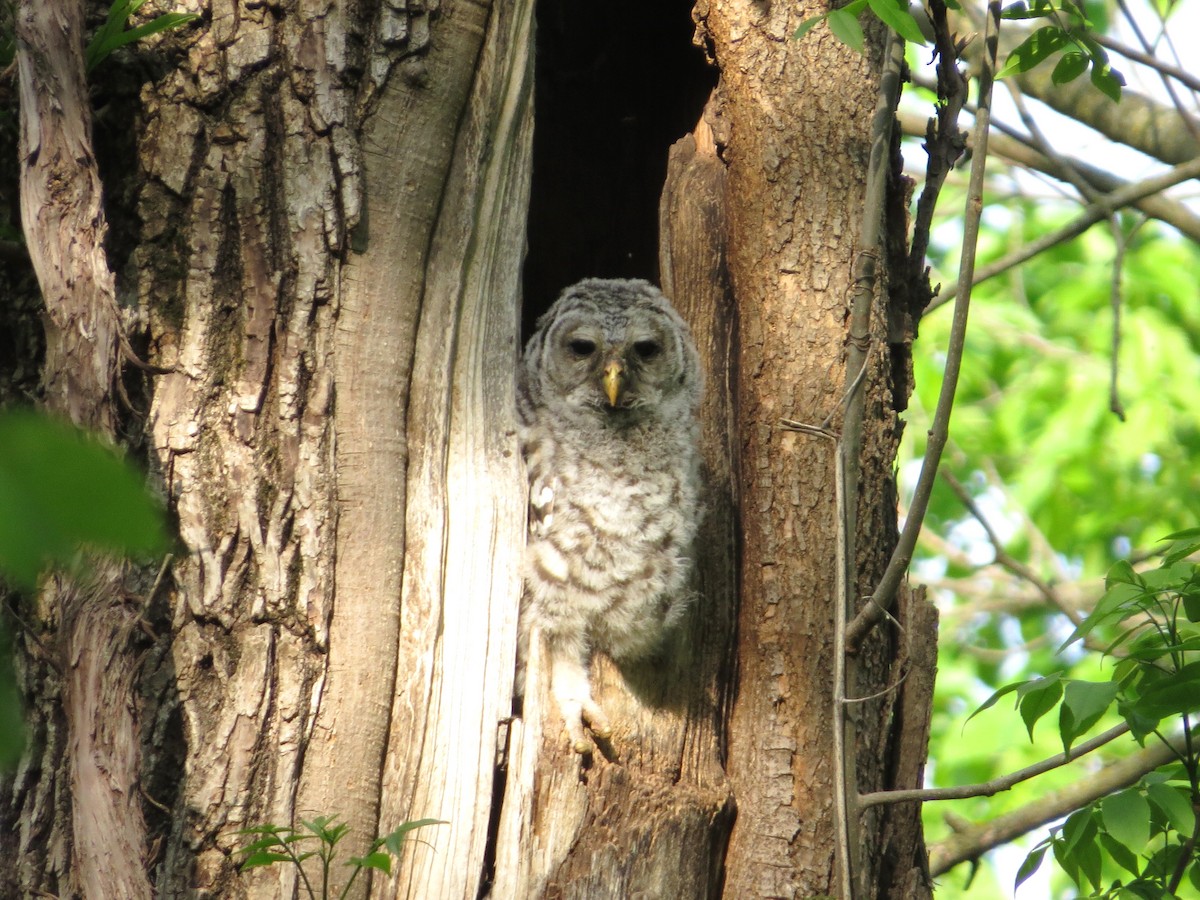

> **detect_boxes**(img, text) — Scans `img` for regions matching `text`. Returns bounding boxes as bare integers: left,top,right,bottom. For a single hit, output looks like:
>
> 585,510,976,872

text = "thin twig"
1005,80,1100,204
1113,0,1200,146
834,25,906,898
832,408,854,900
927,155,1200,312
1091,32,1200,94
896,107,1200,241
859,722,1130,808
939,471,1082,627
929,734,1183,876
1108,218,1130,421
847,0,1003,652
906,0,970,325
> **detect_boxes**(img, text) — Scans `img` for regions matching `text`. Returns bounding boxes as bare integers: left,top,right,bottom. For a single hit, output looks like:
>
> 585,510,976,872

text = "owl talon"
581,699,612,739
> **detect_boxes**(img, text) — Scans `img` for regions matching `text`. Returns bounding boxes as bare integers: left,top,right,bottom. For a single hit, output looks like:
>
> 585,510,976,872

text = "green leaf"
793,15,826,40
1075,832,1104,890
1133,661,1200,718
85,3,199,73
1161,527,1200,542
1059,680,1119,752
236,823,293,836
1051,50,1089,84
1060,579,1146,651
1097,830,1142,877
1138,561,1194,591
0,411,169,587
967,679,1025,721
1185,589,1200,623
1015,843,1049,888
1061,807,1098,856
1146,782,1195,835
1162,541,1200,567
1108,559,1145,589
347,851,393,875
826,8,865,53
1127,633,1200,662
381,818,447,857
1090,60,1125,102
239,851,293,870
1018,675,1063,739
1117,697,1162,743
1101,788,1151,852
997,26,1070,78
1000,1,1037,19
865,0,927,43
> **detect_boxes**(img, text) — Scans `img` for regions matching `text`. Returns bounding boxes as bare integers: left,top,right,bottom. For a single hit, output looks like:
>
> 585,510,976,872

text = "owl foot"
561,695,612,754
549,654,612,752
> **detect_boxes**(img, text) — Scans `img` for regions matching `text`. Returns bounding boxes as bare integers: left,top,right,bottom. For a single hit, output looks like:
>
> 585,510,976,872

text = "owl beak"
602,360,624,407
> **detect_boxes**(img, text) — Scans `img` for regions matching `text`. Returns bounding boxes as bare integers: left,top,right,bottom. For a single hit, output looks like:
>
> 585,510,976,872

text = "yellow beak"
602,360,624,407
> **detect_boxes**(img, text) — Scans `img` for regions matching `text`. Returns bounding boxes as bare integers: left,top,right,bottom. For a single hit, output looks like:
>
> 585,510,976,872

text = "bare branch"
928,155,1200,312
906,0,970,323
940,471,1084,627
847,2,1003,652
1091,32,1200,95
835,29,908,894
1113,0,1200,146
928,735,1183,876
952,2,1200,166
898,98,1200,242
858,722,1130,809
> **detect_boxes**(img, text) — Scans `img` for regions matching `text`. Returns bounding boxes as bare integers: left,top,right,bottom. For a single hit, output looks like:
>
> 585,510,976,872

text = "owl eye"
632,340,661,360
567,338,596,358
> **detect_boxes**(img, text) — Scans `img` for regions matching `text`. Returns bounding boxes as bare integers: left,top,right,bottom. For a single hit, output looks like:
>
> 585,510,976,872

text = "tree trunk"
2,0,935,897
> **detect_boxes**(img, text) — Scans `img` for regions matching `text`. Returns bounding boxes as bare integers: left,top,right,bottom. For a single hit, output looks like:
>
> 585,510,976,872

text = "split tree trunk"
2,0,935,897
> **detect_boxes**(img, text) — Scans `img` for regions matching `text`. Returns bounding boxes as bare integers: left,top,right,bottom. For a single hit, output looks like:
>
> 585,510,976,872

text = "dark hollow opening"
520,0,718,338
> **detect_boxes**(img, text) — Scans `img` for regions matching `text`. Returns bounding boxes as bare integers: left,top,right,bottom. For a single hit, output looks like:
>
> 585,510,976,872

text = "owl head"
522,279,701,430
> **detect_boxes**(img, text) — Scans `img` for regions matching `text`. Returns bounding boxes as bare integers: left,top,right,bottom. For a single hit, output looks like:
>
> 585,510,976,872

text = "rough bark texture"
136,3,359,893
8,3,151,898
697,2,936,897
133,0,530,896
4,0,936,896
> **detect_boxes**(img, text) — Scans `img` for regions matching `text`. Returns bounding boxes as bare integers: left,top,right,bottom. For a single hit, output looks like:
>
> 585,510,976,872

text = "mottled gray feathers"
516,278,703,752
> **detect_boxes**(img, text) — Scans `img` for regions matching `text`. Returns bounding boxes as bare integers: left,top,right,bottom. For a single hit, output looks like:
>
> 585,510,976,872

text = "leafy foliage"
795,0,1124,101
911,199,1200,895
996,543,1200,896
794,0,927,52
997,0,1125,100
85,0,198,73
236,815,446,899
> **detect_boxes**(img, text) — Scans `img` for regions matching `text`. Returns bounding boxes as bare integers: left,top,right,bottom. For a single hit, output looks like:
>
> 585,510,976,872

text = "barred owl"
517,278,703,753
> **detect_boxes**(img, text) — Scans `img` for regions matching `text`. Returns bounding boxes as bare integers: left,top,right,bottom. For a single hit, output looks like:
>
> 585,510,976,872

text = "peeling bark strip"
14,1,152,898
16,0,120,430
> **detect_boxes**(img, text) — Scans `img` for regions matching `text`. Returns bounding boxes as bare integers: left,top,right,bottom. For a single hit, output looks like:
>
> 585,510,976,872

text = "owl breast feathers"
516,278,703,753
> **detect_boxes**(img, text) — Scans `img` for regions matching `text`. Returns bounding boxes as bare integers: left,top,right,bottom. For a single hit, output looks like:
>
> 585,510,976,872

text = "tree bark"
698,2,935,897
4,0,935,897
10,3,151,898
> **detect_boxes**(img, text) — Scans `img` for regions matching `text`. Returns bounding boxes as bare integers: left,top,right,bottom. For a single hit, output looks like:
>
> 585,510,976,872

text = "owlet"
516,278,703,752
